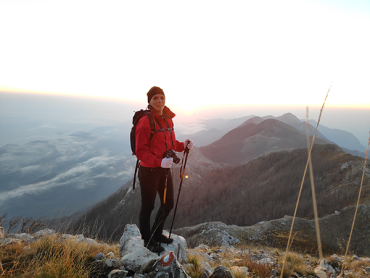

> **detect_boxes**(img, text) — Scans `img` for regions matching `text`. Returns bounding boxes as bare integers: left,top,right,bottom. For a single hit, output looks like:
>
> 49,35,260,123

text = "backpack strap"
143,110,156,143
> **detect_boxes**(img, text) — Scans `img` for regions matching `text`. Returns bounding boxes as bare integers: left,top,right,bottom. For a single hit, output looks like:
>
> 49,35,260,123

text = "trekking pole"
157,169,168,255
169,146,190,238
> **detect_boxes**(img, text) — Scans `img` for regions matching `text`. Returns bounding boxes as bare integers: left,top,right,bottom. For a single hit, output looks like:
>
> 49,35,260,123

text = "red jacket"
135,106,184,168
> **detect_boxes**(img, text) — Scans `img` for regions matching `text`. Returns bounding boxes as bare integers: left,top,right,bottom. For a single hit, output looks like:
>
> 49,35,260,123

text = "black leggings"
138,166,174,241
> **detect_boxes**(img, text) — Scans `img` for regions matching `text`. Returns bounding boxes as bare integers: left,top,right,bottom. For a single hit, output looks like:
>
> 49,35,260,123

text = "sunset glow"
0,0,369,113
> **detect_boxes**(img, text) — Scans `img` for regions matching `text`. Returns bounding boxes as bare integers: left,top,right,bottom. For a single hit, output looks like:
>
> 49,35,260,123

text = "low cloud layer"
0,124,135,217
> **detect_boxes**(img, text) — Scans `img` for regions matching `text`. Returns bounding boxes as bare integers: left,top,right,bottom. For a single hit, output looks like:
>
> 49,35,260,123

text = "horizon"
1,91,369,148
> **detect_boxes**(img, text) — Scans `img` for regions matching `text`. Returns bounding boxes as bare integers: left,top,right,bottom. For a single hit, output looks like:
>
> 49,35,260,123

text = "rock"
1,238,22,246
106,258,122,268
195,244,210,251
108,269,129,278
330,254,342,262
259,257,274,265
209,266,234,278
83,237,97,245
160,230,188,263
95,252,105,260
119,225,188,264
119,224,145,257
121,247,160,273
61,234,78,241
154,272,170,278
352,255,361,261
319,259,336,274
230,266,248,276
153,251,190,278
315,266,330,278
0,226,4,239
200,268,212,278
33,229,56,239
13,233,33,241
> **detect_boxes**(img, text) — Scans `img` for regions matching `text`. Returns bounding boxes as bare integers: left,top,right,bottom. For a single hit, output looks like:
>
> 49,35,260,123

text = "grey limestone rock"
95,252,105,261
153,251,190,278
119,224,145,257
121,247,160,273
209,266,234,278
108,269,129,278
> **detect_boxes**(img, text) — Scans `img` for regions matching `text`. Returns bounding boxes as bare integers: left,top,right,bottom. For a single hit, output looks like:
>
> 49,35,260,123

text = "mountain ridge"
200,118,329,164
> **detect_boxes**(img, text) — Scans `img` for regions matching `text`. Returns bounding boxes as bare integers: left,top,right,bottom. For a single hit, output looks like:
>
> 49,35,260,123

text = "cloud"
0,153,133,202
0,124,135,203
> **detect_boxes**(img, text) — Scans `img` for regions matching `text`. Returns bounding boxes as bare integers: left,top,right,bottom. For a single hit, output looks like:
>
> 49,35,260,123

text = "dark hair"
147,86,165,103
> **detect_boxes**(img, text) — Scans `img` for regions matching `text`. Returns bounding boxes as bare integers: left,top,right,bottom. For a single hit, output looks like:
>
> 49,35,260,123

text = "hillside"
62,144,369,248
174,204,370,257
199,118,328,164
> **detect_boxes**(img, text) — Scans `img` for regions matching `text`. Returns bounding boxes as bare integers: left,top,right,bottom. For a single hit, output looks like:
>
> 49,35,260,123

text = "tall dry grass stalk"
339,131,370,278
280,86,330,278
305,108,323,260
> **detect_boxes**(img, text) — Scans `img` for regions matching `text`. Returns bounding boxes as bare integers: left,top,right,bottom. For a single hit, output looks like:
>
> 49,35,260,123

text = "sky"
0,0,369,144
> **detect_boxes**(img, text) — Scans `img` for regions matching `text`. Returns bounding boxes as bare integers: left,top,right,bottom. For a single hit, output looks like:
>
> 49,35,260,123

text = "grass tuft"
186,253,203,278
0,233,119,278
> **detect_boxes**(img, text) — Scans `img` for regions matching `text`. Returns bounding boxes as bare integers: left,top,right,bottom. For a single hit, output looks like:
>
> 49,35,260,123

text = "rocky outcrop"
119,224,188,264
175,205,370,257
2,222,370,277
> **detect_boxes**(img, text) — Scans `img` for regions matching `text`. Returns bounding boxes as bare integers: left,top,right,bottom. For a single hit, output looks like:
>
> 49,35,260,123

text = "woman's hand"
184,139,194,150
161,157,173,168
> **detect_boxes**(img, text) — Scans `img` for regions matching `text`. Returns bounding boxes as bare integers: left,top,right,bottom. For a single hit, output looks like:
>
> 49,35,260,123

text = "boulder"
319,259,336,275
153,251,190,278
33,229,56,240
119,224,145,257
200,268,212,278
314,266,329,278
95,252,105,261
209,266,234,278
160,230,188,263
121,247,160,273
119,225,188,264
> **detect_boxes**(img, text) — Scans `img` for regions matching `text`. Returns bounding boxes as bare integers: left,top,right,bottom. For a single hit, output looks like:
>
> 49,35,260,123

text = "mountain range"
53,115,369,257
178,113,367,158
1,111,367,224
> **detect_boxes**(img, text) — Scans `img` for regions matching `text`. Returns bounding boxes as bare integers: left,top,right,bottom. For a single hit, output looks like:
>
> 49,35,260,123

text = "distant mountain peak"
276,113,301,125
239,116,263,127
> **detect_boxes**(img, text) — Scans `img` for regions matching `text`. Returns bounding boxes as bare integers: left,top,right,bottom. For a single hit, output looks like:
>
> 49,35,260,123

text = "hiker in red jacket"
135,86,193,253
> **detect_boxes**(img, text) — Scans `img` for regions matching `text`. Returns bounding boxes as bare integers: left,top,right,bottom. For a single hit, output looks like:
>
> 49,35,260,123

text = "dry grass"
187,244,370,278
0,233,119,278
186,253,203,278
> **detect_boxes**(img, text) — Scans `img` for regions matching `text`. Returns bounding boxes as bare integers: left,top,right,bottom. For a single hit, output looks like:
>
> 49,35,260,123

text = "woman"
135,86,193,253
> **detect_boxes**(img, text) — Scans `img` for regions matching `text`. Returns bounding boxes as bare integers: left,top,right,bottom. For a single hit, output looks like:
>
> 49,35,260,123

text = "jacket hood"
148,105,176,120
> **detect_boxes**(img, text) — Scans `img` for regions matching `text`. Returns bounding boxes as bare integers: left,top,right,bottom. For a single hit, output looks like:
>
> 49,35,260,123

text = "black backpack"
130,109,174,189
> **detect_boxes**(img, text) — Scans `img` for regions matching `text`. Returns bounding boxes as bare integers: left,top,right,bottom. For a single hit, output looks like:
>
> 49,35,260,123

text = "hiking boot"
144,239,164,253
159,234,173,244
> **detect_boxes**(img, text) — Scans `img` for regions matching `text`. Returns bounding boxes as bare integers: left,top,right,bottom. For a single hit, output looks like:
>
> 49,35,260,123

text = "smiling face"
149,94,166,115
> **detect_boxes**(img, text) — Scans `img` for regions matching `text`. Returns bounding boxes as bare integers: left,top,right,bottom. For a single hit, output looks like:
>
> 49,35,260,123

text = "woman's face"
150,94,166,115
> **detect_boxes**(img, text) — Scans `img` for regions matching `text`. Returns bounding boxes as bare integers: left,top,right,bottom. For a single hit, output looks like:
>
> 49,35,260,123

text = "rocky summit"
1,221,370,278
